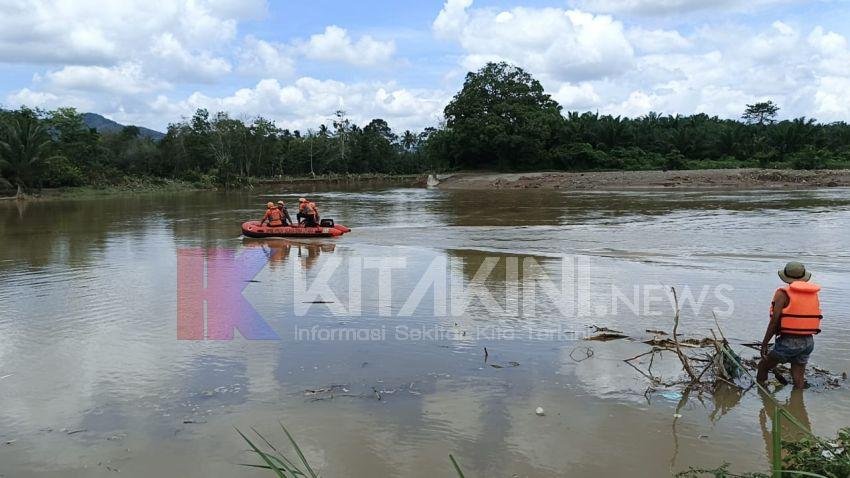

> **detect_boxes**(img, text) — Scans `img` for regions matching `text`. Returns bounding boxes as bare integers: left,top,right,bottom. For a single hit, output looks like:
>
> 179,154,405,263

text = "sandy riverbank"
436,169,850,190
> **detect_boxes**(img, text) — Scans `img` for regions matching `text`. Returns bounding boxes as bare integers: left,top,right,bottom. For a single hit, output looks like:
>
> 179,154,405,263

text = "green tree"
443,62,564,170
0,113,62,197
742,101,780,125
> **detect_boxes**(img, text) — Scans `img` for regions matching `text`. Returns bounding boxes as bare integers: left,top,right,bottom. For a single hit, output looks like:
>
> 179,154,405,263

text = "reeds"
238,422,468,477
236,422,317,478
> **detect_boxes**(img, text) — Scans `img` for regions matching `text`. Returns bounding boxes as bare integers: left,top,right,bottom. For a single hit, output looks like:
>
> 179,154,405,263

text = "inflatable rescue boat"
241,220,351,238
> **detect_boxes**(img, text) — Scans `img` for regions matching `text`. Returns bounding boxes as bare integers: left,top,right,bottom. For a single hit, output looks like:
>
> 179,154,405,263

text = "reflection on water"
242,238,337,270
758,389,813,465
1,185,849,476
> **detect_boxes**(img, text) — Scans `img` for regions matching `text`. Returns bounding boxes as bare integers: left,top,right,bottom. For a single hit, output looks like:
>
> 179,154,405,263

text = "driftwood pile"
583,287,845,393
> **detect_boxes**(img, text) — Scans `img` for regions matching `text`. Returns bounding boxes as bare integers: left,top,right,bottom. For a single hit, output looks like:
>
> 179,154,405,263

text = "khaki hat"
298,197,307,202
266,202,275,208
779,261,811,283
277,200,286,206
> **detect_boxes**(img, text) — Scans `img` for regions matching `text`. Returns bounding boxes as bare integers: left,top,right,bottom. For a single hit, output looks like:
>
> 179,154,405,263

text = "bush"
677,427,850,478
791,147,831,170
664,150,686,170
782,427,850,477
754,150,779,168
41,155,85,187
549,142,611,170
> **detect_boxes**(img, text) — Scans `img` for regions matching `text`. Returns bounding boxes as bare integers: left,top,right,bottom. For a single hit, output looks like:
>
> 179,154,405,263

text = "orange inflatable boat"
241,220,351,238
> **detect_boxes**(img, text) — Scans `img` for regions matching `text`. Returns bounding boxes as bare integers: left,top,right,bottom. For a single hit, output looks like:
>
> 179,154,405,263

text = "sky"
1,0,849,133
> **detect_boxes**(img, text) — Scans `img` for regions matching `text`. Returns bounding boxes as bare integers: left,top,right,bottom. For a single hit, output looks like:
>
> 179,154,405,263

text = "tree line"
3,61,850,194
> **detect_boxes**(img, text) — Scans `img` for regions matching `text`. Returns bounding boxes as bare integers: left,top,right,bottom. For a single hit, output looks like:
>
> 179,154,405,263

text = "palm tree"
401,130,417,152
0,117,58,198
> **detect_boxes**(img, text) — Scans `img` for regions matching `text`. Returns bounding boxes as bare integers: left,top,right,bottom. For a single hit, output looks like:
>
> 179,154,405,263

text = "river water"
1,184,848,477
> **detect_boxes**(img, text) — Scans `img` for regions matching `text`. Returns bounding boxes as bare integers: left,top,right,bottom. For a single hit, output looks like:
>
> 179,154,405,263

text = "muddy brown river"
1,185,848,477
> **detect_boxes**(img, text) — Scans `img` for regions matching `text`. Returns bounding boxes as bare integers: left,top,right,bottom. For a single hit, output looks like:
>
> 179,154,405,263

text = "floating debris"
489,361,520,369
620,289,846,393
586,325,628,341
535,407,545,416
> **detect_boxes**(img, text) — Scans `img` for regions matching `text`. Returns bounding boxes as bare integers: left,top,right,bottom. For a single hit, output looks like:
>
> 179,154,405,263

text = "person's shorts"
769,335,814,365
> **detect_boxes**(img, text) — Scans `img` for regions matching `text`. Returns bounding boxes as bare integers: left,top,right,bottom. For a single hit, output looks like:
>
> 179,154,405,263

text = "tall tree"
443,62,564,170
742,101,780,125
0,114,61,197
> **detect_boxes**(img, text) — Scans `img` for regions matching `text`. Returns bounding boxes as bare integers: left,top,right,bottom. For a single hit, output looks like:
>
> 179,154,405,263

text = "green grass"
238,422,468,477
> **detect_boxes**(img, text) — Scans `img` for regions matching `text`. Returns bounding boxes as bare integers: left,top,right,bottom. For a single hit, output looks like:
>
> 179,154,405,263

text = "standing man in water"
757,262,823,389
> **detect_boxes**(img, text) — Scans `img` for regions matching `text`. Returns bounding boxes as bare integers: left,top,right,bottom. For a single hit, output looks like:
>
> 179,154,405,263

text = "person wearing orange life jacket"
296,197,318,227
757,261,823,389
276,200,293,226
260,202,284,227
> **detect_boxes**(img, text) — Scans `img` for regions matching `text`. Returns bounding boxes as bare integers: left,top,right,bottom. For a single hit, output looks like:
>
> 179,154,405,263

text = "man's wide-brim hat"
778,261,812,283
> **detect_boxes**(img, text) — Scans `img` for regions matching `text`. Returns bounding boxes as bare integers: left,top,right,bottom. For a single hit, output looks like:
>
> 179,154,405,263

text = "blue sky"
1,0,849,132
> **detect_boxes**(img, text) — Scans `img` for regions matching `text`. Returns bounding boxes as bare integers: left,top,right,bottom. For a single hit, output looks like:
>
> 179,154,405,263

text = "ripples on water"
0,186,849,477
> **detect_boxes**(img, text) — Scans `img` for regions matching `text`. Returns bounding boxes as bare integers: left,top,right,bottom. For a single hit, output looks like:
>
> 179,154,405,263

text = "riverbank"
0,174,428,202
0,178,207,201
436,168,850,190
256,172,426,187
5,169,847,202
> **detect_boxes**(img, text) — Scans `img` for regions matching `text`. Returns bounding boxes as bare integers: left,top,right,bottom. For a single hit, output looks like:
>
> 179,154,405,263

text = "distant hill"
81,113,165,141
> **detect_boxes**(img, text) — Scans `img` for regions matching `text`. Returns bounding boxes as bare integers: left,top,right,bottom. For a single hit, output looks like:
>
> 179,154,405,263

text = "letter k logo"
177,248,279,340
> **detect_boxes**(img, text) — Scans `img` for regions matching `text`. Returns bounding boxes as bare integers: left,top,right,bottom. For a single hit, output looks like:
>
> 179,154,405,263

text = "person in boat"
260,202,285,227
276,200,293,226
756,262,822,389
297,197,319,227
310,200,320,222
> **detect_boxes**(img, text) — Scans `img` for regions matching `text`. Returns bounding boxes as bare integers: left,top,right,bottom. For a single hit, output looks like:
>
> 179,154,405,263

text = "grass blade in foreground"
235,427,288,478
449,454,466,478
279,421,318,478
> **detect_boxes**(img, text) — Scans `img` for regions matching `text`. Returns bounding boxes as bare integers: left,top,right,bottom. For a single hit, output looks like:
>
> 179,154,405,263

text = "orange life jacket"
771,281,822,336
263,208,284,227
300,202,317,216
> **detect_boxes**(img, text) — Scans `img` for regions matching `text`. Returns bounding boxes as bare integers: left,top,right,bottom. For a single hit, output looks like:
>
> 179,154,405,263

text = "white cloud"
744,21,799,63
5,88,59,108
431,2,850,123
433,0,473,40
571,0,797,15
433,2,634,82
238,36,295,78
0,0,262,65
4,0,850,133
594,22,850,122
150,33,232,82
148,77,447,132
552,83,601,110
627,27,692,53
5,87,95,112
814,76,850,118
300,26,396,67
42,62,167,95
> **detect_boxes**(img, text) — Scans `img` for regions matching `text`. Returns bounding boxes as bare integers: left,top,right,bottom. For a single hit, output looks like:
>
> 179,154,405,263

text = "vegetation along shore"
3,62,850,199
